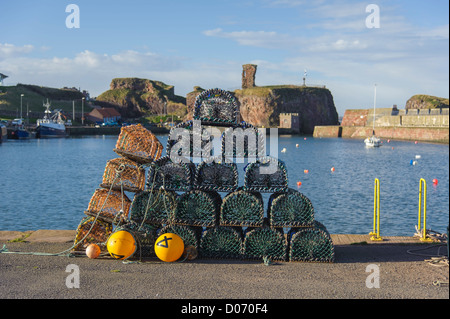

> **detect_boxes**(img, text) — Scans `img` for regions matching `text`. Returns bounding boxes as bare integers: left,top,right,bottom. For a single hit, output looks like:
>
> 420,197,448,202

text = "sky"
0,0,448,116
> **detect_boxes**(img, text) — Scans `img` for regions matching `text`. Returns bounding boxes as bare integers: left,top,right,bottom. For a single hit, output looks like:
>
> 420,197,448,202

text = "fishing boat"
7,119,31,140
364,85,382,148
36,100,67,138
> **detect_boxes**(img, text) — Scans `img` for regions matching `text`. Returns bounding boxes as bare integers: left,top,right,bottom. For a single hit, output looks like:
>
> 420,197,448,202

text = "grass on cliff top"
235,85,328,98
409,94,449,108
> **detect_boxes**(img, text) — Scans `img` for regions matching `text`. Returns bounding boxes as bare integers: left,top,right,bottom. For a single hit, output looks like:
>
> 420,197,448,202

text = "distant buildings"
86,107,121,124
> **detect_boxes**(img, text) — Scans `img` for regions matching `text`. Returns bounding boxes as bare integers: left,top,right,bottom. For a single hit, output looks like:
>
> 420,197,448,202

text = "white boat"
36,100,67,138
365,85,382,147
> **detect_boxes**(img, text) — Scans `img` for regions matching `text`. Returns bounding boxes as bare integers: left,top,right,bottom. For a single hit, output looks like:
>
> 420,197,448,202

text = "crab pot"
114,123,163,164
166,121,214,159
269,188,315,228
194,159,238,192
72,216,113,252
199,226,243,259
116,222,159,258
244,157,288,193
100,157,146,193
146,156,195,192
243,226,287,261
174,190,222,227
193,88,239,126
159,224,203,250
129,189,177,225
221,123,262,158
84,188,131,224
220,189,264,227
289,222,335,263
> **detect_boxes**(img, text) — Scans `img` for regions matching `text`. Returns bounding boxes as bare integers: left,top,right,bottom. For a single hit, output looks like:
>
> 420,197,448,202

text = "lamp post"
81,97,85,126
20,94,24,120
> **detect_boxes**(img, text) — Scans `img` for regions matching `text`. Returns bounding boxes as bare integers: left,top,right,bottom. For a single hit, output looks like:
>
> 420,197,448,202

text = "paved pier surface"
0,230,448,303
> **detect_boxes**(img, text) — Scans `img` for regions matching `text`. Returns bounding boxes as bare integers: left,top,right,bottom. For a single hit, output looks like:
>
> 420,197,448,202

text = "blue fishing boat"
7,119,31,139
36,100,67,138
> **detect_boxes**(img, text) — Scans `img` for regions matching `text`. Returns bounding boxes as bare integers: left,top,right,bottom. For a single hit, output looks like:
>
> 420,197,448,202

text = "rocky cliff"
234,85,339,134
96,78,186,118
405,94,449,109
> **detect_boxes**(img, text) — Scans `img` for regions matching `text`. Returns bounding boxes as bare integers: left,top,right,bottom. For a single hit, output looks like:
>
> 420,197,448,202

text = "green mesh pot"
174,190,222,227
147,156,195,192
269,188,315,227
243,226,287,261
159,224,203,250
220,190,264,227
244,156,288,193
194,159,238,192
289,222,335,263
200,226,243,259
129,190,177,225
116,221,159,258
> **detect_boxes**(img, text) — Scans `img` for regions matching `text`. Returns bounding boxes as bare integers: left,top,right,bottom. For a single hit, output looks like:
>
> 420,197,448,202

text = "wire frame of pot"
146,156,195,192
199,226,243,259
72,216,113,252
84,188,131,224
114,123,163,164
129,189,177,225
221,122,263,159
193,88,239,126
243,156,288,193
220,189,264,227
166,121,214,159
194,158,238,192
268,188,315,228
289,222,335,263
173,190,222,227
243,226,288,261
100,157,146,193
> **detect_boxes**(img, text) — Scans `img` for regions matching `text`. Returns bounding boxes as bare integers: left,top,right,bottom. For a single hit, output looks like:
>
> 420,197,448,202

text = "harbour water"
0,134,448,236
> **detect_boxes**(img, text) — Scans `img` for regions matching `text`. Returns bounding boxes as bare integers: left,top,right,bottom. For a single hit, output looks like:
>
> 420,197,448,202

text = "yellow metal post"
418,178,433,242
370,178,382,241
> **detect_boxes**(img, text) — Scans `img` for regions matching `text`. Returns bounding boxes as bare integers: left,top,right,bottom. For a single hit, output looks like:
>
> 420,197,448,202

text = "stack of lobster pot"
128,88,334,262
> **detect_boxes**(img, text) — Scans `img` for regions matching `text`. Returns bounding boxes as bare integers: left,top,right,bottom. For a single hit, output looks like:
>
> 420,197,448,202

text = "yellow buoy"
106,230,136,260
154,233,185,262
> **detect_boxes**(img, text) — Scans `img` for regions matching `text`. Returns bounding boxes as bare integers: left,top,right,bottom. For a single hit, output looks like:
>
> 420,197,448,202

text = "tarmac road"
0,240,448,304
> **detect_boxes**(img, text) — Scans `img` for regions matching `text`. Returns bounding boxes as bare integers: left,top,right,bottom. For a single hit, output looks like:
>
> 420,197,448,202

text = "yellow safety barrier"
418,178,433,242
369,178,382,241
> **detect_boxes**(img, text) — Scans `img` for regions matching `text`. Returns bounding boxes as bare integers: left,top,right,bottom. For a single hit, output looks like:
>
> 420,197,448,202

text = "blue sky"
1,0,448,116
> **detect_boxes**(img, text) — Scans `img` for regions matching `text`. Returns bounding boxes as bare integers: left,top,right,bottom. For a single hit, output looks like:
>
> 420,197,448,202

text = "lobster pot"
194,159,238,192
129,190,177,225
174,190,222,227
116,222,159,258
244,157,288,193
114,123,163,164
220,190,264,227
159,224,203,250
289,222,335,263
243,226,287,261
72,216,113,252
85,188,131,224
101,157,146,193
199,227,243,259
146,156,195,192
221,123,262,159
166,121,214,159
269,188,315,228
194,88,238,126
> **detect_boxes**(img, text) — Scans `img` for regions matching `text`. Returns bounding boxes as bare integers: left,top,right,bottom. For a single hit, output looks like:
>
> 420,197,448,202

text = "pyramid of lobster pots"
73,88,335,263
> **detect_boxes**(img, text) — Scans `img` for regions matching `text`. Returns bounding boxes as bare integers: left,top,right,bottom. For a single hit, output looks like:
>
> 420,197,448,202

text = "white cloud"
0,43,34,58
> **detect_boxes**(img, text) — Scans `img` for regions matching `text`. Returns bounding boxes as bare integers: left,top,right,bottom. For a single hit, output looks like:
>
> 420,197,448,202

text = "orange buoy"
154,233,185,262
433,179,438,185
86,244,101,259
331,167,335,172
415,141,418,144
304,169,309,174
297,181,302,187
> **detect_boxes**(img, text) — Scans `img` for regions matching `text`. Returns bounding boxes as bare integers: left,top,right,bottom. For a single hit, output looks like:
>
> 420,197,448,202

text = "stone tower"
242,64,257,89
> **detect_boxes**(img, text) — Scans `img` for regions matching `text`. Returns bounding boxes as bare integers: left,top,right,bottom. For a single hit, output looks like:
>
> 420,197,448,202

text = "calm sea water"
0,134,448,236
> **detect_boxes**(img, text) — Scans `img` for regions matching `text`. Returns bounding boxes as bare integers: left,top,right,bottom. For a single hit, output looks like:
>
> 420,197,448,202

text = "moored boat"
36,100,67,138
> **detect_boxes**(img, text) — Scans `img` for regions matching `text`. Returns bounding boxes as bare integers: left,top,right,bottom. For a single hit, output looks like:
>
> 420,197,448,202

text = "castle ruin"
242,64,257,89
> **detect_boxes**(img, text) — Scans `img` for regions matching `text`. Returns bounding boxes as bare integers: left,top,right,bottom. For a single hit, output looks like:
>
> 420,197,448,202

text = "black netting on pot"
199,226,243,259
146,156,195,192
220,189,264,227
244,156,288,193
243,226,287,261
221,123,263,159
193,88,238,126
129,189,177,225
173,190,222,227
166,121,214,159
268,188,315,228
194,158,238,192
